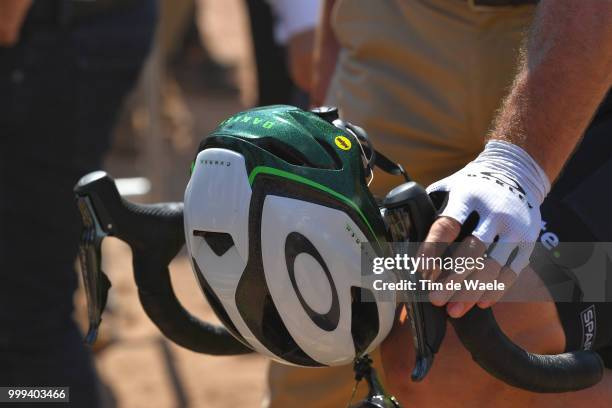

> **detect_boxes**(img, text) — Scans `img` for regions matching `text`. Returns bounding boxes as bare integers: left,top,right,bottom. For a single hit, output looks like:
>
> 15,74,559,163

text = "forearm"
0,0,32,47
490,0,612,181
311,0,339,105
288,29,316,92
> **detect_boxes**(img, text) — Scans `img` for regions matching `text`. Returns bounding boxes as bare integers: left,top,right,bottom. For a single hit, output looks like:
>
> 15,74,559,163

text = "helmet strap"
335,120,411,183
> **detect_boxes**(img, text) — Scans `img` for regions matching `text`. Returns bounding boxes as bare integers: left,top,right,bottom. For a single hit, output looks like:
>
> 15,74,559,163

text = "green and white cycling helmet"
184,105,402,367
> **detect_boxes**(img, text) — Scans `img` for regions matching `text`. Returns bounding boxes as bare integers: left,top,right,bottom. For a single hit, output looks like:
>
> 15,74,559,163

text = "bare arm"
287,28,316,93
425,0,612,318
0,0,32,47
490,0,612,180
310,0,339,106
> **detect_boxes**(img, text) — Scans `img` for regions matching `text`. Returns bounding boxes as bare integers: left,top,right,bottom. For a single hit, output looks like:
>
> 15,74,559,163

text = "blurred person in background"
159,0,238,93
246,0,319,108
111,0,238,156
312,0,538,190
0,1,156,406
266,0,319,106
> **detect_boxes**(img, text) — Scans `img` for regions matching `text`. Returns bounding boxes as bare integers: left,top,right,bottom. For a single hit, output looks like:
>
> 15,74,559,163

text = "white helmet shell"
184,147,396,366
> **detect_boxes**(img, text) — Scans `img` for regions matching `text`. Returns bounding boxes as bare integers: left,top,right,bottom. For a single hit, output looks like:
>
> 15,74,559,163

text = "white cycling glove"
426,140,550,274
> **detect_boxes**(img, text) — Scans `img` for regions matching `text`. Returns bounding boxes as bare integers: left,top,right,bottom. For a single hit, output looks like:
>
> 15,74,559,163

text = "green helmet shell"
198,105,388,247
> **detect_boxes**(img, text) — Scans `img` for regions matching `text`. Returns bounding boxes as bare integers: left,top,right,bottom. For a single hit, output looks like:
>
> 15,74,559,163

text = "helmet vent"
313,138,343,170
193,230,234,256
254,138,314,167
350,286,379,354
253,137,342,170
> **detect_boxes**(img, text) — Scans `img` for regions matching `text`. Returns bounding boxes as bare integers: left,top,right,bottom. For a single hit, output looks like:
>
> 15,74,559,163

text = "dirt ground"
90,1,269,406
94,240,268,408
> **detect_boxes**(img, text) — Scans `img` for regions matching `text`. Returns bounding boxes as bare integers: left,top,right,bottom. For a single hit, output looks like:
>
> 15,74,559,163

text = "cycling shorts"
532,90,612,366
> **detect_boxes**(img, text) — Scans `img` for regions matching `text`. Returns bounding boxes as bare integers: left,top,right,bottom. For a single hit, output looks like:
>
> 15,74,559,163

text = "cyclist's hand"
420,141,550,318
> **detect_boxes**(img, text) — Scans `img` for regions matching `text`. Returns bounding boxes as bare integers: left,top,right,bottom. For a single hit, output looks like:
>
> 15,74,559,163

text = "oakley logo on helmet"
285,232,340,332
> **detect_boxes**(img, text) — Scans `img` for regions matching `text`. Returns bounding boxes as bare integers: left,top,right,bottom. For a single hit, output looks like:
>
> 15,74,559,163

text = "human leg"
0,2,155,405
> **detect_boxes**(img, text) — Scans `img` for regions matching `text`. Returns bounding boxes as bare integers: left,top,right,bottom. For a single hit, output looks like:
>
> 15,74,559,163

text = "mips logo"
334,135,352,151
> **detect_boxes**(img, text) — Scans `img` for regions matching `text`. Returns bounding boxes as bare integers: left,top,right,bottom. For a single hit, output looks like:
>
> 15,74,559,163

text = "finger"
477,266,518,309
447,301,469,318
429,235,487,306
487,238,515,269
509,242,536,275
433,188,473,227
445,257,503,317
424,216,462,243
471,219,498,246
419,216,462,281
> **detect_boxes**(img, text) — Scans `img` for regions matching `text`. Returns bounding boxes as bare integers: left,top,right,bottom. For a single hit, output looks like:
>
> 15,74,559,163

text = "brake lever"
75,171,253,355
76,193,112,344
382,182,445,381
383,207,434,381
